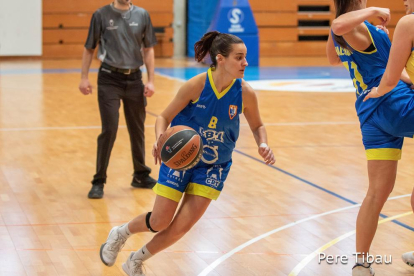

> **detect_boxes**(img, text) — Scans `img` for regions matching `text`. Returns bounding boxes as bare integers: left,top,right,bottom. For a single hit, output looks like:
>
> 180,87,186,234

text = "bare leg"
146,194,212,254
356,160,398,255
128,195,179,233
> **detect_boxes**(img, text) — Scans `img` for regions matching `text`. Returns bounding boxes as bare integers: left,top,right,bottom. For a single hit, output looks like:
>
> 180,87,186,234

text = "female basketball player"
328,1,414,275
99,31,275,275
361,0,414,267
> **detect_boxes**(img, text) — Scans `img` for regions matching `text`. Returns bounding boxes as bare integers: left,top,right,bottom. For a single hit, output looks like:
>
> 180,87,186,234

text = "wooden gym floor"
0,57,414,276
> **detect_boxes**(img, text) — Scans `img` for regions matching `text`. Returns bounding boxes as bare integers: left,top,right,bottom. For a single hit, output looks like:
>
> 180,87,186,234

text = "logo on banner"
228,8,244,33
229,105,238,119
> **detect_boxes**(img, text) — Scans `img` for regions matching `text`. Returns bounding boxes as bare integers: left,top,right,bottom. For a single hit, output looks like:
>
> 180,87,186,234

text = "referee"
79,0,157,199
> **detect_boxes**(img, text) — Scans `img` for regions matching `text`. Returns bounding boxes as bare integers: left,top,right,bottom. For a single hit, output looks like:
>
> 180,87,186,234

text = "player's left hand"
363,87,384,102
144,82,155,97
258,144,275,165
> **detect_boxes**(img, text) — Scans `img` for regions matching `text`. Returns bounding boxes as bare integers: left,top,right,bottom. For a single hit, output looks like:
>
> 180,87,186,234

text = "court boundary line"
288,211,413,276
197,194,410,276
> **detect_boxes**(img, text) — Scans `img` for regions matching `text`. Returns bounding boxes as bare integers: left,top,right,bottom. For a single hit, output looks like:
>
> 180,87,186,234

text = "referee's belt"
101,63,140,75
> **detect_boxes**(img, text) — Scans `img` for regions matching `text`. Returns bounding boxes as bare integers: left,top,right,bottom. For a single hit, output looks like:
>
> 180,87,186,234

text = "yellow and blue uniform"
333,21,414,160
406,46,414,82
406,14,414,82
153,68,243,202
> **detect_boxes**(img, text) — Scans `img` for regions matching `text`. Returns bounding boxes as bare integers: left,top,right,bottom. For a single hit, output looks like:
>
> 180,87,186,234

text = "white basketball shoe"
352,263,375,276
402,251,414,267
122,252,145,276
100,225,127,266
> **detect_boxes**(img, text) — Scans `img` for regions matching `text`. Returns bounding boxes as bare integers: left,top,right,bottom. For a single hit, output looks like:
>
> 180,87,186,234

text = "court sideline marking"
197,194,410,276
288,211,413,276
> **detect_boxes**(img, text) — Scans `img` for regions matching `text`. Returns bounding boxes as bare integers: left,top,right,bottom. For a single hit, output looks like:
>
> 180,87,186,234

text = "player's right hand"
79,79,93,95
372,7,391,26
152,141,162,165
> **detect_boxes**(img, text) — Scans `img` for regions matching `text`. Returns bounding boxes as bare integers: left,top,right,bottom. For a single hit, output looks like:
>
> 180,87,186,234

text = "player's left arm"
242,80,275,165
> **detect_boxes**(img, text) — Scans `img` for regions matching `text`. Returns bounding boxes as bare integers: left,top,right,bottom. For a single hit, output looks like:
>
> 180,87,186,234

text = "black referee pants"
92,67,151,184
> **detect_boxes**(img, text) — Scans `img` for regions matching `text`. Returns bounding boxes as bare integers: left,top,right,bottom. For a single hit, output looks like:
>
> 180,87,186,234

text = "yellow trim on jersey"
185,182,221,200
192,98,199,104
365,148,402,161
346,23,378,55
207,68,236,100
406,50,414,84
153,183,183,202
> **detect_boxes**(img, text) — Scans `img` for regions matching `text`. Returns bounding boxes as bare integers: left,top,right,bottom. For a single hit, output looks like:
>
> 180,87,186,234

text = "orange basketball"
158,125,203,171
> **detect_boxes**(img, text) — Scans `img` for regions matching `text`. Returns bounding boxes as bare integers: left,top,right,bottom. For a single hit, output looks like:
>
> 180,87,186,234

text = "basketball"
158,125,203,171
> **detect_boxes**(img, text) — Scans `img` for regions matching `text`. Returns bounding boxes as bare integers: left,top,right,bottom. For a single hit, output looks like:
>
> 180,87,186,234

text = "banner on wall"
208,0,259,66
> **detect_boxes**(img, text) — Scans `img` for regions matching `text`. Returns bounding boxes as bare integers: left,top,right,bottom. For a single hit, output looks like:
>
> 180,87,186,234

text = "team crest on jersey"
229,105,238,120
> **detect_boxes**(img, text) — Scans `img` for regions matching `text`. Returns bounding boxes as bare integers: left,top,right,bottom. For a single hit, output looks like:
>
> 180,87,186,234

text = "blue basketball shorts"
153,161,232,202
361,86,414,160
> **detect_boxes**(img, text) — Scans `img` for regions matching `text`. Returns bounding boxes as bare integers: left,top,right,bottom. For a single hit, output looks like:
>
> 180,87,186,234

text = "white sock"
118,222,132,238
132,245,153,262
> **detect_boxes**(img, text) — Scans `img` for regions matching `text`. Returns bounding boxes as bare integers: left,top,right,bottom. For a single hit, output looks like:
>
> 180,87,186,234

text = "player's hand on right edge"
363,87,383,102
372,7,390,26
258,143,275,165
79,79,93,95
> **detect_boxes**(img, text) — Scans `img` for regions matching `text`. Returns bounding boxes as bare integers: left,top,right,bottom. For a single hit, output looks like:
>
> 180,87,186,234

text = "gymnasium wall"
0,0,42,56
250,0,406,57
42,0,173,58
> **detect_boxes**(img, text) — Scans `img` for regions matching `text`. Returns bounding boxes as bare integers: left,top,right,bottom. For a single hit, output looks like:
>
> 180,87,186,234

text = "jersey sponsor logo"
107,19,119,30
202,145,219,164
129,22,139,26
196,104,206,109
229,105,238,120
167,169,186,185
205,165,224,188
199,127,224,143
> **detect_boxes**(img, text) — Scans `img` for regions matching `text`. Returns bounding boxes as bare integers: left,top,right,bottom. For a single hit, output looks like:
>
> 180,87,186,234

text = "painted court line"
0,121,358,132
197,194,410,276
288,211,413,276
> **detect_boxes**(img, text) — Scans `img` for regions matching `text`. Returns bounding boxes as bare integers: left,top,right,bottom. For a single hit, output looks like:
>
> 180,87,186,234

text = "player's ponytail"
194,31,243,68
333,0,358,50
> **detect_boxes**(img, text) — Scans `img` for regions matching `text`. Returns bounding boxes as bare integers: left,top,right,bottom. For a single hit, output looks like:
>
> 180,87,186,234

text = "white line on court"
0,121,357,132
197,194,410,276
288,211,413,276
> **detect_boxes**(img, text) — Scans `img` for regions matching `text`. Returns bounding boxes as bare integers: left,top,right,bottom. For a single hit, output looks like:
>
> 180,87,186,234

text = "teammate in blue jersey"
361,0,414,268
328,1,414,275
98,31,275,275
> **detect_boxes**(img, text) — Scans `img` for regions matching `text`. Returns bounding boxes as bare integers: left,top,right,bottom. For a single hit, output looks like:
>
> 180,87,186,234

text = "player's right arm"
153,73,206,164
331,7,390,36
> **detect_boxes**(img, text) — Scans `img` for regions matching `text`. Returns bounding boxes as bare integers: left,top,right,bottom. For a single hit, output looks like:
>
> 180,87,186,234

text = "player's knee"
148,213,170,232
366,189,390,205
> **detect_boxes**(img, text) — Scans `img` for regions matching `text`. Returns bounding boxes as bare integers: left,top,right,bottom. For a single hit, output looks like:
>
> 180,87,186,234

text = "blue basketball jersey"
332,21,407,125
171,68,243,165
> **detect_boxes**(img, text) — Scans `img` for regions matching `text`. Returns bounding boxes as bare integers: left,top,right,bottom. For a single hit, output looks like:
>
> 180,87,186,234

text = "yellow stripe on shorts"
366,148,402,160
153,183,183,202
185,182,221,200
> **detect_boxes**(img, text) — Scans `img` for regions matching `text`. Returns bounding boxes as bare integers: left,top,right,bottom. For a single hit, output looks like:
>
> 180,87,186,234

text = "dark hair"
194,31,244,67
333,0,358,50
